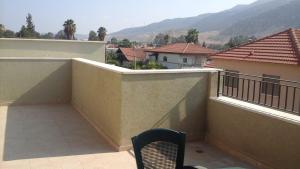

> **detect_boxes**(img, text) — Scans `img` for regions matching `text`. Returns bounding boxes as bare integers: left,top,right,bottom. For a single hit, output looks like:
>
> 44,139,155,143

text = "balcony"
0,39,299,169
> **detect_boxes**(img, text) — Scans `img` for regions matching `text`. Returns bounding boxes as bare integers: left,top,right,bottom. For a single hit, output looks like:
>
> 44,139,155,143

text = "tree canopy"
88,31,98,41
16,13,40,38
97,27,107,41
185,29,199,44
224,35,256,49
63,19,76,40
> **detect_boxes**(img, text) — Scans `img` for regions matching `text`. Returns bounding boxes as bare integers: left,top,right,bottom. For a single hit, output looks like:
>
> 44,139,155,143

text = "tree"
163,34,170,45
0,24,5,38
26,13,35,34
111,37,118,44
171,35,186,43
97,27,107,41
63,19,76,40
224,35,256,49
118,39,132,48
88,31,98,41
153,33,166,46
3,30,15,38
40,32,54,39
17,13,40,38
55,30,66,39
185,29,199,44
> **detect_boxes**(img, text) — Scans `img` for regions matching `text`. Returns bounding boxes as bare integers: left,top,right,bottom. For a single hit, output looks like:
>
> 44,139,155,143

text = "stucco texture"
0,59,71,105
120,73,209,147
0,38,105,62
71,59,211,150
207,98,300,169
71,60,122,148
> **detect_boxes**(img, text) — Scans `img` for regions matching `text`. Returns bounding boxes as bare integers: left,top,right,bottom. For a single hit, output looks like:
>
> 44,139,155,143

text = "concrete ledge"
73,58,220,74
212,96,300,125
207,97,300,169
0,38,106,44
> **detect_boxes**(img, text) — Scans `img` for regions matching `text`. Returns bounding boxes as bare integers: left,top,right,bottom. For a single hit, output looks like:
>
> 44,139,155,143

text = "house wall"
213,59,300,81
214,59,300,113
0,38,106,62
0,58,71,105
155,53,207,69
207,97,300,169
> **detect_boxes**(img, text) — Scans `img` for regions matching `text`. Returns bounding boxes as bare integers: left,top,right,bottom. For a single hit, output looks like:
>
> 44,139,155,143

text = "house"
145,43,215,69
116,47,146,66
211,28,300,82
210,28,300,113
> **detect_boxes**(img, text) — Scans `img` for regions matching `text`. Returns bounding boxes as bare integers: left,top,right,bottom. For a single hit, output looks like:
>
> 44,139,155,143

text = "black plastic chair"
131,128,197,169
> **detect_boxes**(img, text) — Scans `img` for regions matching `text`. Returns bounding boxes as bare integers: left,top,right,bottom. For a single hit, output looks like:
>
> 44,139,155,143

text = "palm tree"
97,27,107,41
63,19,76,40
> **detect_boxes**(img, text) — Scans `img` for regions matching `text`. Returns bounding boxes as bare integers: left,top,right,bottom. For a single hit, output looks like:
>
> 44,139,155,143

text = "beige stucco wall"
71,58,214,150
71,59,123,148
0,38,105,62
213,59,300,81
120,72,209,147
0,58,71,105
207,98,300,169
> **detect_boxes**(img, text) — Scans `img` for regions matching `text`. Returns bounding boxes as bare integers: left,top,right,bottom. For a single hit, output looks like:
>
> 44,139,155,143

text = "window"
183,58,188,63
163,56,168,62
261,74,280,96
224,70,239,88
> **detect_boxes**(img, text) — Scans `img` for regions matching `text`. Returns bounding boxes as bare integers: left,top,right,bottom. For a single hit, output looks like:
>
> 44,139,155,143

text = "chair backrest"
131,129,186,169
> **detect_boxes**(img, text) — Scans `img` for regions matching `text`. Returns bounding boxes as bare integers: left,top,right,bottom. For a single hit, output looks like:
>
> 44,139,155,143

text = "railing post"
217,71,220,97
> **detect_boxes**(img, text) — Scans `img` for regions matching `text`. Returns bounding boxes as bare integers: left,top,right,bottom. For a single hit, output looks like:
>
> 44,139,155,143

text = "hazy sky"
0,0,257,34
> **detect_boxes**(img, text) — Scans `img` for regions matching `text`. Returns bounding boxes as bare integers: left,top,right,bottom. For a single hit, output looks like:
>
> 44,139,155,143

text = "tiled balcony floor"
0,105,256,169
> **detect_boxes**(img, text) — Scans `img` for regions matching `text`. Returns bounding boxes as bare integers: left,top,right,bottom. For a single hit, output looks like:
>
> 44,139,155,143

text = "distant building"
145,43,215,69
211,28,300,82
210,28,300,112
116,48,146,66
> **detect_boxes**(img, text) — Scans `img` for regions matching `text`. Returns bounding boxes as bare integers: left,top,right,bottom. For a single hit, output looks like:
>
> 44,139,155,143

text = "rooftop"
118,48,146,61
211,28,300,65
145,43,215,56
0,105,255,169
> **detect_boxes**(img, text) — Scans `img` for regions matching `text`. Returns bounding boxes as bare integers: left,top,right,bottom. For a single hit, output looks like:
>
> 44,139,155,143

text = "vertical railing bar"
271,83,275,107
231,75,234,97
258,81,262,105
277,84,281,109
241,79,245,100
285,86,289,110
292,87,296,112
236,77,240,98
217,71,220,97
222,74,225,96
253,80,256,102
227,75,229,96
264,82,268,105
247,80,250,101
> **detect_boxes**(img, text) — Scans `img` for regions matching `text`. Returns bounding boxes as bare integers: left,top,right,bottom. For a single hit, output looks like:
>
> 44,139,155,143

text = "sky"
0,0,257,34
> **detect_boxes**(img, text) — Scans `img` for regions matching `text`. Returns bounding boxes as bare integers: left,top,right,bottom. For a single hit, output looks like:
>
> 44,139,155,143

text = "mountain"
109,0,300,44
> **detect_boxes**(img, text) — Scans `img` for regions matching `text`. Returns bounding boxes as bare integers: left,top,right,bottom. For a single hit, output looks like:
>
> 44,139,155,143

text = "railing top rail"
220,70,300,85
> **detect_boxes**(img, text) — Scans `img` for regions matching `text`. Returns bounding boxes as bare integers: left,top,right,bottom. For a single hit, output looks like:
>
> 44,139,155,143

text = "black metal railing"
217,71,300,115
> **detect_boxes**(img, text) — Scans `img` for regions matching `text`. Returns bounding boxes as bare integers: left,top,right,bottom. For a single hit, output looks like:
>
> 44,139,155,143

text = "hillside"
109,0,299,44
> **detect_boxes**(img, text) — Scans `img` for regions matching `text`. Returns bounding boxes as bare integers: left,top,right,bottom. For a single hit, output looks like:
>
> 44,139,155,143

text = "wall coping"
0,38,106,44
211,96,300,125
73,58,220,74
0,57,71,61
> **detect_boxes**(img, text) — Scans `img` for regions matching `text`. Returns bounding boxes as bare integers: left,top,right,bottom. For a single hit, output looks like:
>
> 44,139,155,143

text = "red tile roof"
211,28,300,65
145,43,215,56
119,48,146,61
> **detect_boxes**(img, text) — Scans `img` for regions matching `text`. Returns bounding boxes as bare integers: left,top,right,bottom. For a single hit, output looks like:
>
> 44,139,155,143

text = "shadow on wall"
151,78,208,141
1,60,114,161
